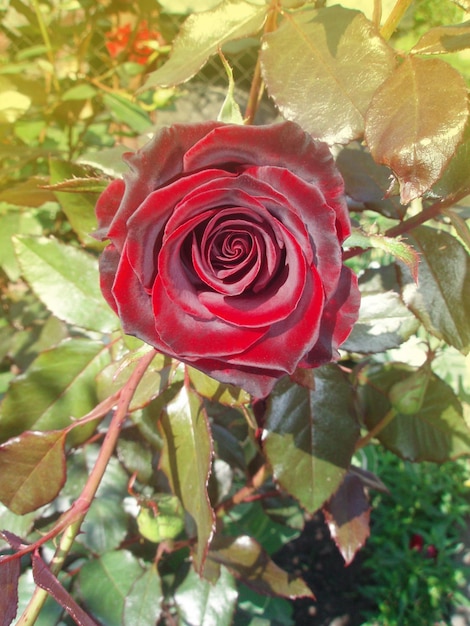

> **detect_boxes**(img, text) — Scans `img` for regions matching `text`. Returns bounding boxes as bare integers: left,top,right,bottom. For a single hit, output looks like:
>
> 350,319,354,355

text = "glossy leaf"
411,21,470,55
14,235,118,333
432,119,470,201
358,362,470,462
343,290,420,354
336,144,405,219
0,559,20,626
365,56,469,204
323,473,370,566
16,570,66,626
0,209,43,281
49,160,105,249
398,226,470,354
0,430,66,514
175,565,238,626
209,535,313,599
102,93,153,134
32,554,98,626
141,0,267,89
261,6,396,144
123,565,163,626
188,366,250,406
97,351,173,412
264,367,359,513
0,505,35,550
78,551,143,626
78,499,128,554
0,339,111,445
159,384,215,572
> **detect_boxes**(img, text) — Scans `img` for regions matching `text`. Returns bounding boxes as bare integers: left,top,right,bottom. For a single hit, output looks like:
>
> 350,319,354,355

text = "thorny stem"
216,463,268,515
380,0,413,41
342,195,460,262
244,1,280,124
14,349,157,626
355,408,397,451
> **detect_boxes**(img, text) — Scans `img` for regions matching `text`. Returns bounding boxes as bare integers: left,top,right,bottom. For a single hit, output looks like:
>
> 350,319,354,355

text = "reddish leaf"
261,6,396,144
159,385,215,573
0,431,66,514
0,559,20,626
365,56,469,204
32,553,99,626
209,535,314,599
323,473,370,566
411,21,470,55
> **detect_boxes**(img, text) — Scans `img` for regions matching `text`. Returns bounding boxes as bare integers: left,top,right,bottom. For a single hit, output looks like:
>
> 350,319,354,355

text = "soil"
274,512,376,626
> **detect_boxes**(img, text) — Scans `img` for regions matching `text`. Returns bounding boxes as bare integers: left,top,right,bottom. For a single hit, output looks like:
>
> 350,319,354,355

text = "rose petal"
151,275,267,357
198,222,307,327
106,122,223,250
302,266,360,367
94,179,126,240
222,268,324,373
125,169,236,288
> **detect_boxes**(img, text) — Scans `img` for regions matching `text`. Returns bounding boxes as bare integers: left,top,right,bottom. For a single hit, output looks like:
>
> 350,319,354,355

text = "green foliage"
358,448,470,625
0,0,469,625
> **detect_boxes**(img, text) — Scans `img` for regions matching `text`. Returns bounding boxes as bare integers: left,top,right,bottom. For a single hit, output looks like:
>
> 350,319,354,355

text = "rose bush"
95,121,360,397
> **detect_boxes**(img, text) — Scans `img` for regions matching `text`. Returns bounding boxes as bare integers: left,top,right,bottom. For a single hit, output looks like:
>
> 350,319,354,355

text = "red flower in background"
105,21,163,65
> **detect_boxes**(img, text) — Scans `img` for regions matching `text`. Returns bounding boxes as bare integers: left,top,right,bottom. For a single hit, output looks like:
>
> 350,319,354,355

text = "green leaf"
97,351,173,412
0,339,111,446
345,228,420,281
102,93,153,134
217,53,244,124
0,503,36,550
123,565,163,626
78,499,128,554
0,177,55,207
140,0,267,89
175,565,238,626
411,21,470,55
432,119,470,202
358,361,470,462
398,226,470,354
365,56,469,204
0,209,43,281
0,430,66,514
323,473,370,566
14,235,118,333
264,366,359,513
343,290,420,354
188,366,251,406
136,494,185,543
49,159,105,249
261,6,396,144
209,535,313,599
78,551,143,626
159,384,215,572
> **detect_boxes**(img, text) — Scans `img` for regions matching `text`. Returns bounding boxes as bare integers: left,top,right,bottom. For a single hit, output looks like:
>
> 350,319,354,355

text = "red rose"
95,121,359,397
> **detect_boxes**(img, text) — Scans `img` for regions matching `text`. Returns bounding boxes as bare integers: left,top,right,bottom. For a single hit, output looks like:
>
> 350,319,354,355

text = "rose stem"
354,408,397,451
216,462,268,515
15,349,157,626
380,0,413,41
245,1,280,125
342,195,461,262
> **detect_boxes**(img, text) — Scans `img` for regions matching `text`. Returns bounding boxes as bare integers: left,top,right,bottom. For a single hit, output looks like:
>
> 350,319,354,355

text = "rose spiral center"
186,208,283,297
